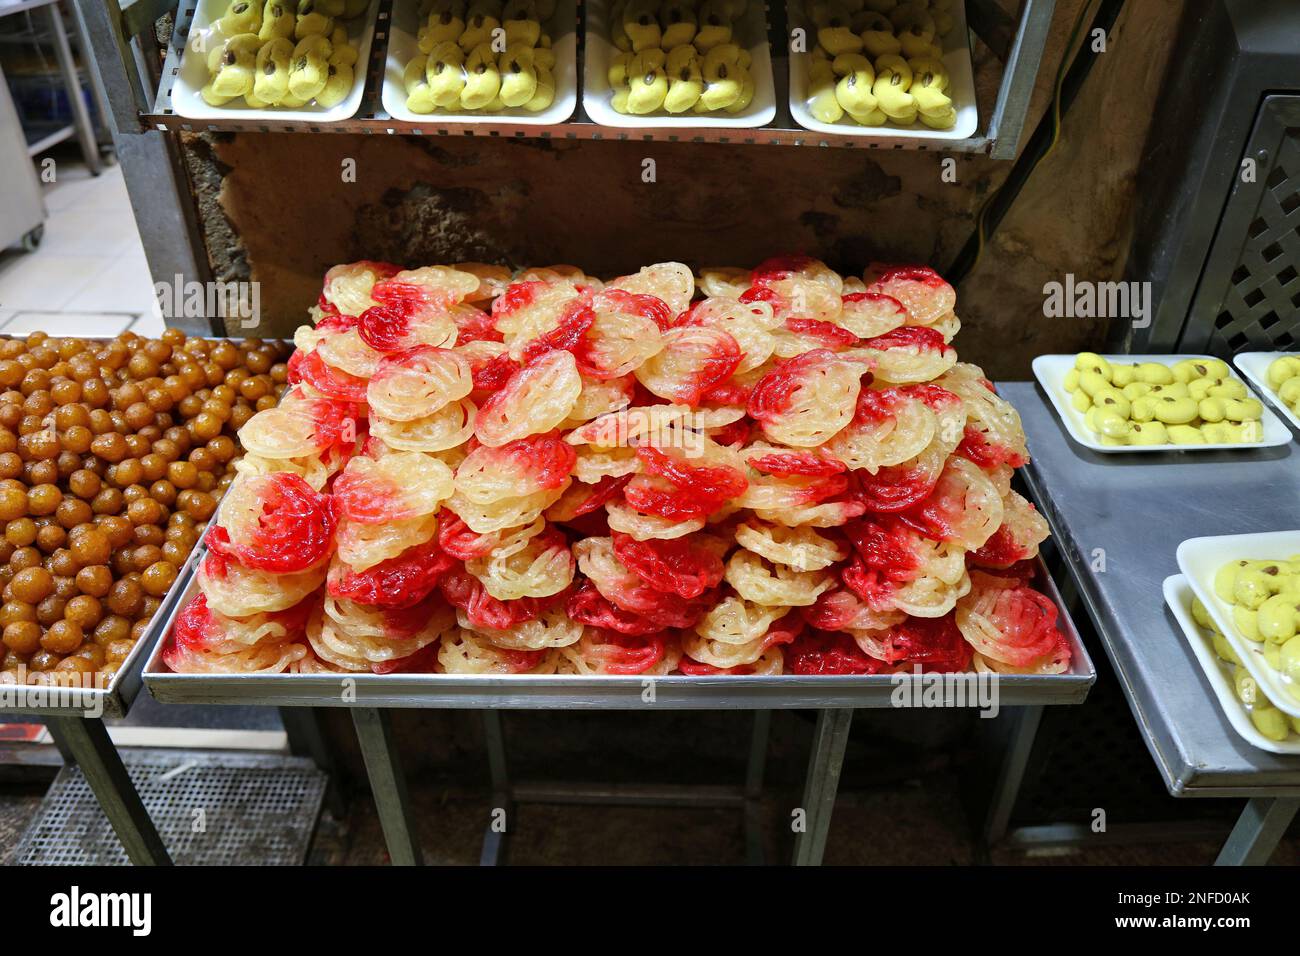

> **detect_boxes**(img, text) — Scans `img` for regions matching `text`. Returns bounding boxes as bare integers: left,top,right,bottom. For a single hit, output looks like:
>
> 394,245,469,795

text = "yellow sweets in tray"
201,0,367,108
1065,353,1265,447
803,0,956,129
606,0,754,115
1191,595,1300,744
1264,354,1300,418
403,0,558,113
1200,557,1300,741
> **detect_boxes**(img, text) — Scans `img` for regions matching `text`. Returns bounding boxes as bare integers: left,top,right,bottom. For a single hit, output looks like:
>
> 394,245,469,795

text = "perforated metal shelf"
13,750,326,865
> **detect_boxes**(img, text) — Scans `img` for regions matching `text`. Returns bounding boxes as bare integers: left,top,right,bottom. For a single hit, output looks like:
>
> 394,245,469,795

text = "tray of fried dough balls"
0,331,291,716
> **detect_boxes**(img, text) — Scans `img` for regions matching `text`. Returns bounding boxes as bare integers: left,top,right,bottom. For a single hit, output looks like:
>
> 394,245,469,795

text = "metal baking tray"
0,543,203,718
0,336,281,720
143,551,1095,711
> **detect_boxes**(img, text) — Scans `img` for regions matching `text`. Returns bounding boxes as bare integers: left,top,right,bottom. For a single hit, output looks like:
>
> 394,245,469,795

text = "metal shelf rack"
65,0,1060,330
1,0,104,173
140,0,1054,154
49,0,1082,867
142,492,1095,866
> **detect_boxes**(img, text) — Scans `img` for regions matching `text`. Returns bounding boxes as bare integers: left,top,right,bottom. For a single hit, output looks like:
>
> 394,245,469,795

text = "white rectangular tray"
785,0,977,140
1233,351,1300,435
171,0,381,122
1163,574,1300,755
1176,531,1300,719
1031,353,1292,453
582,0,776,128
382,0,578,124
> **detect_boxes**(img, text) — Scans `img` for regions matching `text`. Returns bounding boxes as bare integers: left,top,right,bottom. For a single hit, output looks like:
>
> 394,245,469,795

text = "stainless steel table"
146,539,1095,865
1004,380,1300,865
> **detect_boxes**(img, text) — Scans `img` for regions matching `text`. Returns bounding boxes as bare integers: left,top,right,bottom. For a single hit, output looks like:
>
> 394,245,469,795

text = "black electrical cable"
947,0,1128,285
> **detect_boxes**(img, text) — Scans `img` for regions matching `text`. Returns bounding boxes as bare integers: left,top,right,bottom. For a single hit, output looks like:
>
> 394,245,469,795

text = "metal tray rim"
0,543,203,718
143,552,1096,710
0,337,271,719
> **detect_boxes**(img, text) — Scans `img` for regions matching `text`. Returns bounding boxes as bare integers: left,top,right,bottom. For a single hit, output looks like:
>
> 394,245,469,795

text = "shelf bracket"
986,0,1057,160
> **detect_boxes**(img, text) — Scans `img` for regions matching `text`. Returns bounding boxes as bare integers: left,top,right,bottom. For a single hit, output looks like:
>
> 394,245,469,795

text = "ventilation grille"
1210,128,1300,354
13,751,325,866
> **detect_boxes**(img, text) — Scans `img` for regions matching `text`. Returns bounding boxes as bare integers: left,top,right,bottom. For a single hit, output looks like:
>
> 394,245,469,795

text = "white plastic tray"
1234,351,1300,435
1176,531,1300,720
1032,353,1292,453
1163,574,1300,755
171,0,380,122
382,0,577,124
582,0,776,128
785,0,976,139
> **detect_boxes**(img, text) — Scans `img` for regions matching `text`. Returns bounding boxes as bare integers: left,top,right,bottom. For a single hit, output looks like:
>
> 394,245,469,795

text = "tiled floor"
0,159,164,337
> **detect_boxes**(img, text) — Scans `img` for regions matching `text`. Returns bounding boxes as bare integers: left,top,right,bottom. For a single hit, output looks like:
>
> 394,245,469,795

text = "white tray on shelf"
785,0,977,139
382,0,577,124
1233,351,1300,435
582,0,776,129
171,0,381,122
1031,353,1292,453
1163,574,1300,755
1176,531,1300,720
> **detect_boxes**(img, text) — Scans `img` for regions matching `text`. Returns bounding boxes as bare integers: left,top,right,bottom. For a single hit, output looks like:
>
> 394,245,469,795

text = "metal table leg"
281,707,347,820
983,704,1044,848
743,710,771,866
43,0,101,174
351,708,422,866
1214,796,1300,866
791,708,854,866
480,709,511,866
43,715,171,866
